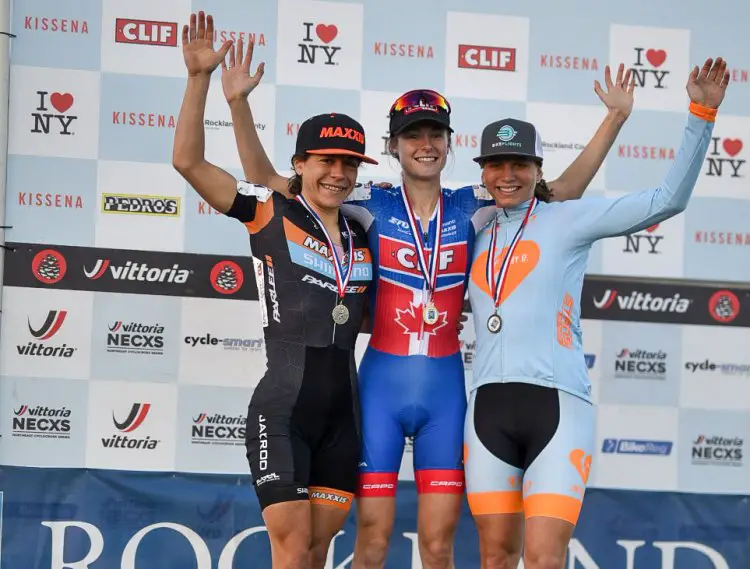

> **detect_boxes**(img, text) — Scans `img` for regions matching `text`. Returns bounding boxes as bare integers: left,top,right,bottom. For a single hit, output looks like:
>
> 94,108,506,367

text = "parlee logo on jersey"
458,45,516,71
107,321,165,356
298,22,340,65
192,412,246,446
704,137,745,178
18,310,77,358
629,47,669,89
31,91,76,136
622,224,663,254
102,403,159,450
593,290,692,313
12,404,72,440
84,259,190,283
115,18,177,47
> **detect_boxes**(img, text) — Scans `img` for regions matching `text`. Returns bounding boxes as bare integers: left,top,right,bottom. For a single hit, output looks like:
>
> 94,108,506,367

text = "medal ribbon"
400,186,443,296
486,197,538,310
296,194,353,299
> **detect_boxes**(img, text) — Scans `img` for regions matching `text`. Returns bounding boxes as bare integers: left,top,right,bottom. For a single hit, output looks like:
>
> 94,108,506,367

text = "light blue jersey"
467,111,714,403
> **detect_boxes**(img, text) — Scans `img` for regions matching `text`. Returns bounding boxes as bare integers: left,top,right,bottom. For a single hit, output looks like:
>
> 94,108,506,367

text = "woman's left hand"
594,63,635,121
687,57,730,109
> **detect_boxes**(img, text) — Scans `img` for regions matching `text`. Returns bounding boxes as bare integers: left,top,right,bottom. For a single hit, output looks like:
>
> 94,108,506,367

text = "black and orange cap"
295,113,378,165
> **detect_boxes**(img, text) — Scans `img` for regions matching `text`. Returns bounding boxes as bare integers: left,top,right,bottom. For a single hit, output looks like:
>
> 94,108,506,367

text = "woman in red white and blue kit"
221,34,636,569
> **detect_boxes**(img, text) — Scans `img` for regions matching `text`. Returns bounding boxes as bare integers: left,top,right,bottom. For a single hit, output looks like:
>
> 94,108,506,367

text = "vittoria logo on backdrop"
102,403,159,450
30,91,77,136
6,242,258,300
17,310,77,359
298,22,340,65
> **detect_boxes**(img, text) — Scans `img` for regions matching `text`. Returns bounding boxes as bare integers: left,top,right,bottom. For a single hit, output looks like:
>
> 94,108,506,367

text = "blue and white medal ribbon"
485,197,537,333
296,194,354,324
400,185,443,325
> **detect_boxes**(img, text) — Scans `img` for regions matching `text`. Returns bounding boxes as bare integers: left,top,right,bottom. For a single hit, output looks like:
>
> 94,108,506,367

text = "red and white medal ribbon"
486,197,538,310
400,186,443,297
296,194,353,300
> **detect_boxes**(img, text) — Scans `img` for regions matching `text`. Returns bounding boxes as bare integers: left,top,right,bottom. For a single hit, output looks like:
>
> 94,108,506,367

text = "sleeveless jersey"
467,112,713,403
343,184,494,357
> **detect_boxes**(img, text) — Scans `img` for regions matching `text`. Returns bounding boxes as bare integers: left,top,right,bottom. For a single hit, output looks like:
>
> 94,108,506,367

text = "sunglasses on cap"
389,89,451,117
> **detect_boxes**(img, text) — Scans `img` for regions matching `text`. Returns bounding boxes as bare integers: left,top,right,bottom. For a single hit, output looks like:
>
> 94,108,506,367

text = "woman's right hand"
181,11,232,78
221,36,266,103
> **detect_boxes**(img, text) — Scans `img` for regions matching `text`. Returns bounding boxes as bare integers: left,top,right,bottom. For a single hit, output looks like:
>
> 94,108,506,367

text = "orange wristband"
689,102,718,122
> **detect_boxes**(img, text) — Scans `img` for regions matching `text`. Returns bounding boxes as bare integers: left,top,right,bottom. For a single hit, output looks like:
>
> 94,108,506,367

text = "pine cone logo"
32,249,67,285
210,260,244,295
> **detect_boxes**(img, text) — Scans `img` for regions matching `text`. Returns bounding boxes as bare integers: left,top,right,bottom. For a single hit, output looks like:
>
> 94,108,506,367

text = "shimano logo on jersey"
593,289,692,313
258,414,268,471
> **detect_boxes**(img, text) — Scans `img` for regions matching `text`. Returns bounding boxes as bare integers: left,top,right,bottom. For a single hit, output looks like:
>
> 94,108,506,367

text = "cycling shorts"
357,347,466,497
464,382,594,525
245,342,360,511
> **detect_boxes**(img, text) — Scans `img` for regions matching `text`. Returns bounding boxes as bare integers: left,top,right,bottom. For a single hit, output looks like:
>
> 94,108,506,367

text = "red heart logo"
50,92,74,113
646,224,660,233
722,138,743,157
315,24,338,44
646,49,667,68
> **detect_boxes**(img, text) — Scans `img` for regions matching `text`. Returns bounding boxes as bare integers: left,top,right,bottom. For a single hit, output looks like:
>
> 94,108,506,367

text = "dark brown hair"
287,152,308,196
534,179,553,202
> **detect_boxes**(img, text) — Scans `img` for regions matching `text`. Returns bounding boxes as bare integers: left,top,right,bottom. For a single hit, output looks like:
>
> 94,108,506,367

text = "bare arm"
547,110,627,202
547,64,635,202
172,74,237,213
222,38,290,196
172,12,237,214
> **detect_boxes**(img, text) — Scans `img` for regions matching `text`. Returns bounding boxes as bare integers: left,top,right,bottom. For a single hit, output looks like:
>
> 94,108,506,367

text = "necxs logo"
629,47,669,89
705,136,744,178
298,22,340,65
31,91,76,136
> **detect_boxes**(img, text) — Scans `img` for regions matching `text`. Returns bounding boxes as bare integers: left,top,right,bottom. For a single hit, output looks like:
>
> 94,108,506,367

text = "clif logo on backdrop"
629,47,669,89
30,91,76,136
298,22,340,65
458,45,516,71
115,18,178,47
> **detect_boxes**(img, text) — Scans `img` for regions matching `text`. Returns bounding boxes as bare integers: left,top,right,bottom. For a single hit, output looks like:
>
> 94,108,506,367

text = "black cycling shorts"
245,342,360,511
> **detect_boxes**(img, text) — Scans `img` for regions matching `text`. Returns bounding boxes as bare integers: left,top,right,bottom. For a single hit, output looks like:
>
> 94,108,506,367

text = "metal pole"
0,0,12,321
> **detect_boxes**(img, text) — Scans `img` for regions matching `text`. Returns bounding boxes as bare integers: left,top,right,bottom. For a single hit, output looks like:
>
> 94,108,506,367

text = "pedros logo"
593,289,691,313
18,310,77,358
102,403,159,450
115,18,177,47
458,45,516,71
101,193,181,217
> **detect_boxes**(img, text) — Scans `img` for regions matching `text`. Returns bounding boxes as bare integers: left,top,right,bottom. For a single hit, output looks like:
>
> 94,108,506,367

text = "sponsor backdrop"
1,0,749,567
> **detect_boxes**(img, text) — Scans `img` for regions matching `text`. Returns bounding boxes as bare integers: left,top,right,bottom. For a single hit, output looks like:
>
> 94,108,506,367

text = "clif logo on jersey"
629,47,669,89
17,310,77,358
12,404,72,440
704,137,744,178
30,91,76,136
115,18,178,46
102,403,159,450
593,289,691,313
298,22,340,66
458,45,516,71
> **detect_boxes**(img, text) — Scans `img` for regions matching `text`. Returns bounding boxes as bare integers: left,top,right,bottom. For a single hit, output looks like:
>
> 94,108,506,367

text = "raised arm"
172,12,238,214
547,64,635,202
571,58,729,244
222,38,291,196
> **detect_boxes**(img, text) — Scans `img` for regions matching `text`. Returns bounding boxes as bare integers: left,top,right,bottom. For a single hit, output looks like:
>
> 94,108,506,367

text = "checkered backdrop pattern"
1,0,750,496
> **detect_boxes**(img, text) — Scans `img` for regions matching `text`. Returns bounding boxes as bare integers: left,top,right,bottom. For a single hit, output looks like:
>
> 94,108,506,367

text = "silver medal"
332,303,350,325
487,313,502,334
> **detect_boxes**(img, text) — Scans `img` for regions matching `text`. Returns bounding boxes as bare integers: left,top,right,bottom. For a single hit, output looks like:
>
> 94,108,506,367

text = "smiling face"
390,122,449,182
294,153,361,211
481,156,543,209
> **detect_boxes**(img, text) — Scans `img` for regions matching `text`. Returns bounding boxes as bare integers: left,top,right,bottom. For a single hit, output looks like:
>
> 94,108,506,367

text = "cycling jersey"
343,185,494,495
467,111,712,403
226,182,373,510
